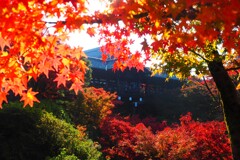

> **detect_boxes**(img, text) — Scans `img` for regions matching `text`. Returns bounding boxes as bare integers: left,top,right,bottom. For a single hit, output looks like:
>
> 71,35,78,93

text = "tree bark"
208,60,240,160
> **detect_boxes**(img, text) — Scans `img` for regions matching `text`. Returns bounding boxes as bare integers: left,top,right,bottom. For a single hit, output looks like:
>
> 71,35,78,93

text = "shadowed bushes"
0,102,102,160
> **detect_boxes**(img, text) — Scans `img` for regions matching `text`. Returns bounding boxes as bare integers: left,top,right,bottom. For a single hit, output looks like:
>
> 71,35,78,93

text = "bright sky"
67,30,146,52
66,1,147,52
48,0,151,67
67,30,100,51
44,0,147,53
66,0,108,51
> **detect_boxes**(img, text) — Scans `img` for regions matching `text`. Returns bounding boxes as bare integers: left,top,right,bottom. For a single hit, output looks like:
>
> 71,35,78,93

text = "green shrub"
47,148,79,160
38,111,102,159
0,103,45,160
0,102,102,160
34,99,72,123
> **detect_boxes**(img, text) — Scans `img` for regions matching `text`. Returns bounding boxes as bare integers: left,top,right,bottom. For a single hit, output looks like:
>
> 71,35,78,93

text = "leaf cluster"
96,0,240,88
0,0,91,107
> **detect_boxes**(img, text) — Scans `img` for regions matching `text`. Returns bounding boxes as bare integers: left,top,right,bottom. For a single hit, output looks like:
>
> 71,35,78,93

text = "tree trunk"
208,60,240,160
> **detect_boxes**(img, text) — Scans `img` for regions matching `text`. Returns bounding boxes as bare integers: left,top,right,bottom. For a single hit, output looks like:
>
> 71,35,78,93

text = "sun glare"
67,0,110,50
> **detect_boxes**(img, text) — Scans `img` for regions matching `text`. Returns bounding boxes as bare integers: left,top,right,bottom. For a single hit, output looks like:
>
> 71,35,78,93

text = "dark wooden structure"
85,47,222,121
85,47,182,106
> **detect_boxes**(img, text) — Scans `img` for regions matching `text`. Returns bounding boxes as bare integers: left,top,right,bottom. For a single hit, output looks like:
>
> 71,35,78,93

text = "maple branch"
226,66,240,71
44,19,104,25
20,27,50,58
45,21,66,24
44,12,149,25
42,26,51,36
132,12,149,19
226,60,240,71
190,50,209,62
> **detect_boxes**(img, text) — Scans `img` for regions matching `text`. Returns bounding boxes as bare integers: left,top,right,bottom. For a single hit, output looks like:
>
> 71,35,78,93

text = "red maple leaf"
102,53,108,62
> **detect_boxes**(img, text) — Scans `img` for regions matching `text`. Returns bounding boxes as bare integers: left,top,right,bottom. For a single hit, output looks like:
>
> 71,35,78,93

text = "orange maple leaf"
87,27,96,37
70,80,84,94
54,73,68,87
236,83,240,90
20,88,40,107
0,36,10,52
63,0,78,9
38,60,53,78
0,92,8,109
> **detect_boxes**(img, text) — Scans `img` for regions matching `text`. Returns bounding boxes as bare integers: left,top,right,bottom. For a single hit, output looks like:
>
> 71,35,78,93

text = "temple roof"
84,47,114,70
84,47,102,59
84,47,178,80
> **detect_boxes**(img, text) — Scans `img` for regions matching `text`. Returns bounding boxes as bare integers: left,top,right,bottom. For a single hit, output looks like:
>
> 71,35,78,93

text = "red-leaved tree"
100,113,232,160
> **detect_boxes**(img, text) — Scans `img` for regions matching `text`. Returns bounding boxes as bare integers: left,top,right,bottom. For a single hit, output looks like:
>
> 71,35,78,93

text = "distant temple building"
84,47,221,121
85,47,182,106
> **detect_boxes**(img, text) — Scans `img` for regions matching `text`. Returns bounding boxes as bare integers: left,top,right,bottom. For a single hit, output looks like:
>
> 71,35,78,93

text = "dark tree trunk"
208,60,240,160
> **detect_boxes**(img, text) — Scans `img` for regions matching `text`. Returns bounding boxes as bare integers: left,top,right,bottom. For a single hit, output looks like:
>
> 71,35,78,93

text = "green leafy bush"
38,111,102,159
0,102,102,160
34,99,72,123
47,148,78,160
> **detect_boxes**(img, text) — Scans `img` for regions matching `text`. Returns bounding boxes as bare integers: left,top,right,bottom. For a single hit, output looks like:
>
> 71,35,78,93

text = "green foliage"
83,58,93,87
0,102,102,160
0,103,46,160
38,111,102,159
47,148,79,160
34,99,72,123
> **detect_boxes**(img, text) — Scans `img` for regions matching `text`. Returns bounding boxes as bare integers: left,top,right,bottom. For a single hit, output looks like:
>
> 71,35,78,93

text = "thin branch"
44,19,104,25
202,76,218,102
190,50,209,62
45,21,66,24
133,12,149,19
44,12,150,25
226,66,240,71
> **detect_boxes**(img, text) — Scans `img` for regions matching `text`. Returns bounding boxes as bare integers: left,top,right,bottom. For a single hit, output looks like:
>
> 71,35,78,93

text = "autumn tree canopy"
0,0,92,107
1,0,238,109
95,0,240,78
